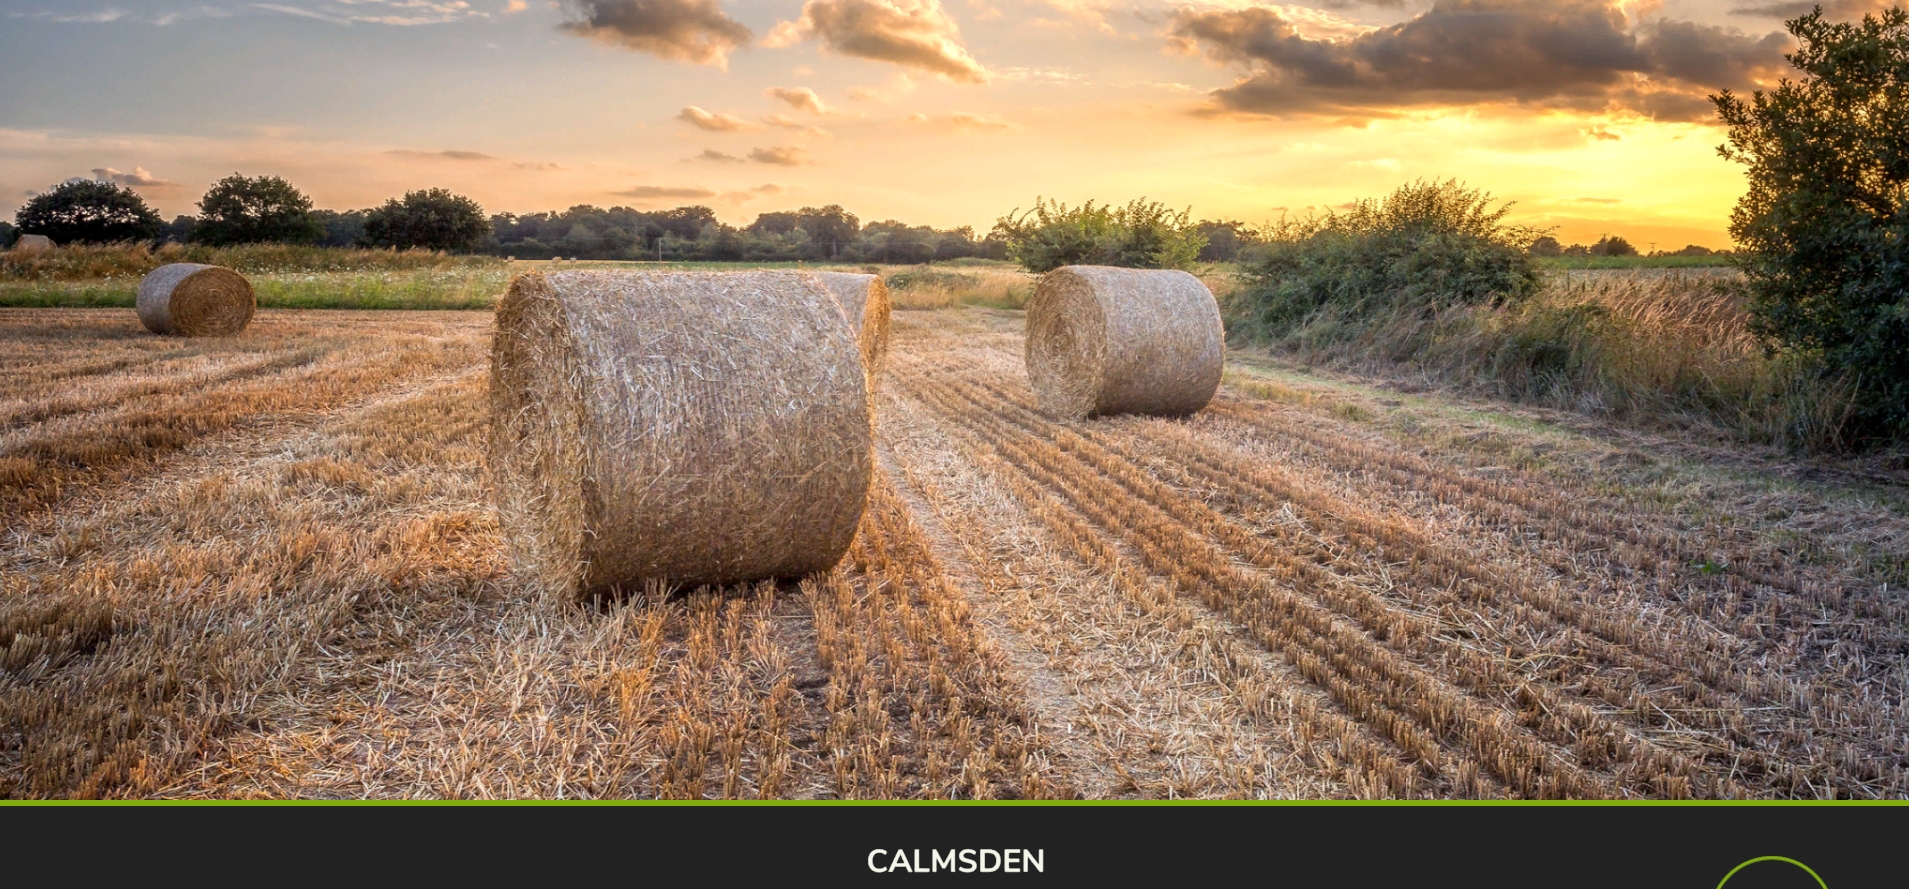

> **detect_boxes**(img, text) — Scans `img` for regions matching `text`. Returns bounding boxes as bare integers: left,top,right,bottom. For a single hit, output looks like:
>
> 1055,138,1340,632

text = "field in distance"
1,305,1904,799
0,244,1036,312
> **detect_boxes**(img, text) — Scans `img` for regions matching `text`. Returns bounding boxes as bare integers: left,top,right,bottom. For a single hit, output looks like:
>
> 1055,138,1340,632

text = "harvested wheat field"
2,306,1906,799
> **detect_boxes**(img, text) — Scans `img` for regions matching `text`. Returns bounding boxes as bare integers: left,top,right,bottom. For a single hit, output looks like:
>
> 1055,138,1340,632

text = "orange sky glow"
1,0,1871,249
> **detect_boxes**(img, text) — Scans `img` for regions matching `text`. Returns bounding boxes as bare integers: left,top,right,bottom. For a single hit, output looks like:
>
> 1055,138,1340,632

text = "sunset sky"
0,0,1875,248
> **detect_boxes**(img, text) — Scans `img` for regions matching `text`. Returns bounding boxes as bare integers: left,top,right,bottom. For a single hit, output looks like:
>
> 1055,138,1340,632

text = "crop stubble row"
885,317,1904,798
1,308,1902,798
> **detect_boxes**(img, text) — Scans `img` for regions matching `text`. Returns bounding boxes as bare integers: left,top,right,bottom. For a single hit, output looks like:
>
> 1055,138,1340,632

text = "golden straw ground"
3,304,1904,799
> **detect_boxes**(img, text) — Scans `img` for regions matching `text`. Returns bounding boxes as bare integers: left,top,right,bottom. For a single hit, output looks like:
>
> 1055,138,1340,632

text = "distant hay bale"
809,272,891,391
489,270,872,600
12,234,53,253
135,263,256,337
1024,265,1223,420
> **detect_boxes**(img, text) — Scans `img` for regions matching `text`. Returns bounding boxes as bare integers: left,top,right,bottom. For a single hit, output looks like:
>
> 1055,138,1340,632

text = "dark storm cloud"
560,0,752,67
1168,0,1791,121
1730,0,1891,19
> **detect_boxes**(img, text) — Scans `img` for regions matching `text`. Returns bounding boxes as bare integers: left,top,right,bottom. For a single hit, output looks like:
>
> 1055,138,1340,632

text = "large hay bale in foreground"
136,263,255,337
12,234,53,253
1024,265,1223,420
489,270,872,600
809,272,891,391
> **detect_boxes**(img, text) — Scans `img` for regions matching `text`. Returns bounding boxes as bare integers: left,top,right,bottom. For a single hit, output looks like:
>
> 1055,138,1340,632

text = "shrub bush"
1227,180,1545,344
991,198,1206,272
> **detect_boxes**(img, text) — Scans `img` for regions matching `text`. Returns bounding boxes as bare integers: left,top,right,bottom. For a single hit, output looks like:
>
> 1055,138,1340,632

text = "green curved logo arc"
1717,856,1827,889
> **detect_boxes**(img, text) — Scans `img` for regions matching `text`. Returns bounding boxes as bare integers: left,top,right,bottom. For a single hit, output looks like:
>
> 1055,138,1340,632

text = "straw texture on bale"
489,270,872,600
809,271,891,391
1024,265,1223,420
12,234,53,253
135,263,256,337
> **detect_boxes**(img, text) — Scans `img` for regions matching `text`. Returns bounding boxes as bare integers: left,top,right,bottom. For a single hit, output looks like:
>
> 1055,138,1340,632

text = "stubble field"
2,305,1905,799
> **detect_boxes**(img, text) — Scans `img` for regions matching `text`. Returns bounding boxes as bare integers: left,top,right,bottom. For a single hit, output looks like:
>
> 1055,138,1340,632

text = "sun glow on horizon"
0,0,1793,250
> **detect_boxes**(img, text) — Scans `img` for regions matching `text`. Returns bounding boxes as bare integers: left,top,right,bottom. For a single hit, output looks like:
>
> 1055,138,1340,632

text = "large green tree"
193,173,322,245
1714,7,1909,433
362,188,490,252
14,178,162,244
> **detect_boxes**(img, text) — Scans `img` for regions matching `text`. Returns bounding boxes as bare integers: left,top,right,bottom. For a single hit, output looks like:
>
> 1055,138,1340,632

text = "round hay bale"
489,270,872,600
1024,265,1223,420
809,272,891,392
12,234,54,253
135,263,255,337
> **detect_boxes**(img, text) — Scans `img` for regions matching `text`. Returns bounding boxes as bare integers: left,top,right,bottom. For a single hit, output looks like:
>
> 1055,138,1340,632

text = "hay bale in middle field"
135,263,255,336
12,234,54,253
809,272,891,391
1024,265,1223,420
489,270,872,600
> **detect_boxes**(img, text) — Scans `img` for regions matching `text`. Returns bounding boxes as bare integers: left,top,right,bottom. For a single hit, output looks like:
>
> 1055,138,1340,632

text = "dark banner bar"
5,803,1897,885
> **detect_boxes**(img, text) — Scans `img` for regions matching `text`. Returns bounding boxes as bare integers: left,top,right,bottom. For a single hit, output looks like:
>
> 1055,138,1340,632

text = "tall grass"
1238,269,1859,450
0,242,500,283
1537,254,1735,270
0,267,512,311
885,265,1034,309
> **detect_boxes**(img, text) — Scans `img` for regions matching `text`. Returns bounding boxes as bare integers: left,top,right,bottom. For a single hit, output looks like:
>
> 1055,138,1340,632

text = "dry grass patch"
4,304,1902,799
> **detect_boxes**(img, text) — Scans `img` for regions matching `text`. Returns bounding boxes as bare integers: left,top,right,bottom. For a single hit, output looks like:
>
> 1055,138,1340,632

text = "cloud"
1730,0,1892,18
505,0,528,11
22,8,131,23
678,105,754,131
384,149,496,160
1167,0,1791,121
767,86,832,114
694,148,746,162
901,112,1014,129
13,6,232,25
559,0,753,67
252,1,490,26
383,149,567,168
90,166,175,187
749,146,807,165
154,7,235,26
998,66,1087,85
718,183,786,202
763,114,833,136
611,184,719,199
949,111,1014,129
764,1,990,83
1585,125,1622,141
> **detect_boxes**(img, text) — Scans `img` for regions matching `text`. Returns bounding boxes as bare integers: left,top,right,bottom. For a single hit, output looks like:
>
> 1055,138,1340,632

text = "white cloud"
90,166,176,187
679,106,756,131
252,1,491,26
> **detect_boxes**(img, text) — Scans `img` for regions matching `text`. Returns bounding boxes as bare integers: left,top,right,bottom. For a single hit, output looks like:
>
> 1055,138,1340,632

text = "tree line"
2,173,1285,265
